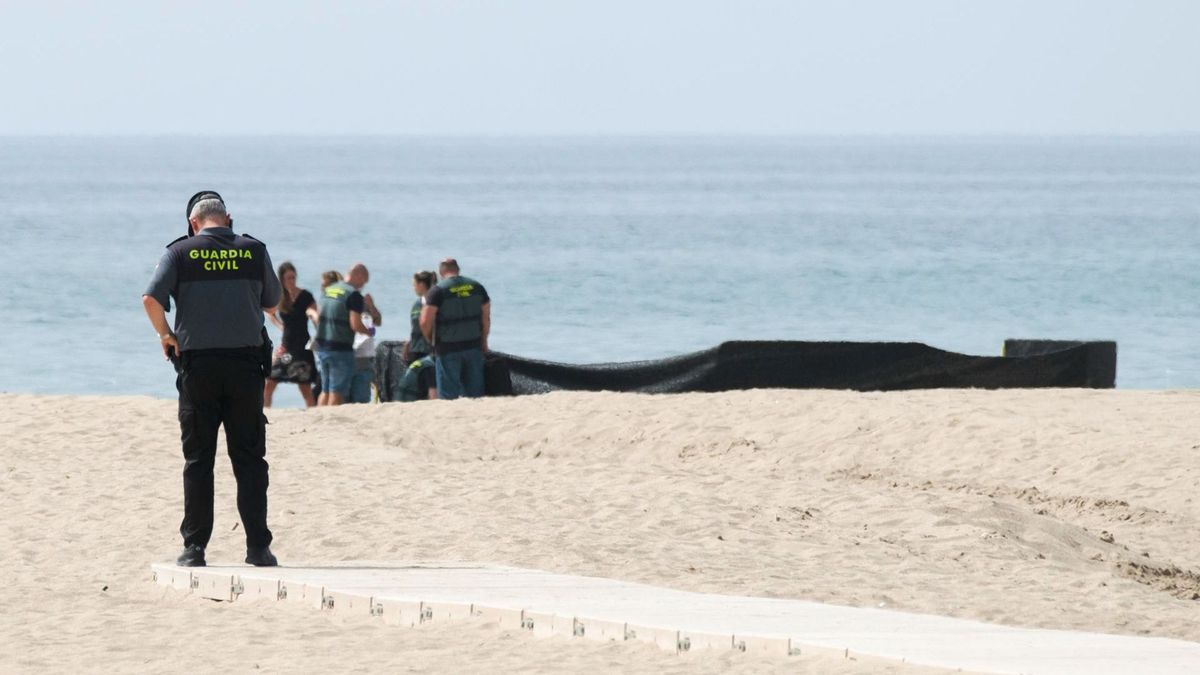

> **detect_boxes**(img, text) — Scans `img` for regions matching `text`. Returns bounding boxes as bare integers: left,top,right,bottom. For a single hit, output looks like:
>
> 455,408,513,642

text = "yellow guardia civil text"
189,248,253,271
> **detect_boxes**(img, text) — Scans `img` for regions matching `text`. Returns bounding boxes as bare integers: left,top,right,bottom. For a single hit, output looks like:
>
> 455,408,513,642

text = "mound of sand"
1,389,1197,673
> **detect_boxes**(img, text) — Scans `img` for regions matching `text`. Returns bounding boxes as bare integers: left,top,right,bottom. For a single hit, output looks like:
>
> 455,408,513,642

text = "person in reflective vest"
419,258,491,399
403,270,436,364
313,274,373,406
394,355,437,402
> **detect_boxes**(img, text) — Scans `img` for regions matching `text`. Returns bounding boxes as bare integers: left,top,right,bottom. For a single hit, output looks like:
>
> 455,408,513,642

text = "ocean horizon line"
2,131,1200,141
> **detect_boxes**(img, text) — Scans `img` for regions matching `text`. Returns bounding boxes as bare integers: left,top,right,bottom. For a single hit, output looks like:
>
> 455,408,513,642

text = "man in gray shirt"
142,190,282,568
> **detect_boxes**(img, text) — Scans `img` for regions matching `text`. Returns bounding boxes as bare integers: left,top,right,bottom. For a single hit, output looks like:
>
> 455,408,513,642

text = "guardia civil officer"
419,258,491,399
402,270,436,365
394,355,437,402
142,191,281,568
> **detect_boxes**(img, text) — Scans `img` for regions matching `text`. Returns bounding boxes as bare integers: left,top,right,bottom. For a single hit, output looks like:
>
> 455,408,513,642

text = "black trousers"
176,350,273,549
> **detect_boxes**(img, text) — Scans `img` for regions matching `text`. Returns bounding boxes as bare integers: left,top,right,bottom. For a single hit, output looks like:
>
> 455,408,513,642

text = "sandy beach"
1,389,1197,673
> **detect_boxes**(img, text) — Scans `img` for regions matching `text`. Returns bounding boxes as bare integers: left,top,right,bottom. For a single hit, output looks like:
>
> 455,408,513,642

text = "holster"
259,327,274,378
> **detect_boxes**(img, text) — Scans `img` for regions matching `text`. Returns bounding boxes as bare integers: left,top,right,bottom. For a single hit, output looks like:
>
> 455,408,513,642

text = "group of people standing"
262,262,377,407
141,190,494,568
263,258,490,407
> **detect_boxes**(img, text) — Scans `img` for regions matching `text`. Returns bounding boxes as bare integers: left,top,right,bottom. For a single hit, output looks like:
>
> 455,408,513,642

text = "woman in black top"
264,261,318,407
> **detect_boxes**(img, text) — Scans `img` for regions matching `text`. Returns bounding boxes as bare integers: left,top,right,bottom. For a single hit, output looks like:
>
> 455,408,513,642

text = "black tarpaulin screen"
374,340,1116,400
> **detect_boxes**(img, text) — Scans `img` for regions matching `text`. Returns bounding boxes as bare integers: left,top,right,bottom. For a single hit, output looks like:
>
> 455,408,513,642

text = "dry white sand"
1,389,1198,673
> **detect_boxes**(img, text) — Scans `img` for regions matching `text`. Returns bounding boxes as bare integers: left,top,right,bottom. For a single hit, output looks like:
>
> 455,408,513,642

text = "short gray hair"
189,198,227,221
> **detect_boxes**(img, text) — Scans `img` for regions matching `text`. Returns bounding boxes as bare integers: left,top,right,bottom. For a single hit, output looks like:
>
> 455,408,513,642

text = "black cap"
185,190,224,237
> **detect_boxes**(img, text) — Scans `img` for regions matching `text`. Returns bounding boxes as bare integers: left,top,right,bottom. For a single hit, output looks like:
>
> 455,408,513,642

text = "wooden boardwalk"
151,561,1200,674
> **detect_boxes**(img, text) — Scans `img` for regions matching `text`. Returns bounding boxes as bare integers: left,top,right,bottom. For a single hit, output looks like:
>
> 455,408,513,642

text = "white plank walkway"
151,561,1200,674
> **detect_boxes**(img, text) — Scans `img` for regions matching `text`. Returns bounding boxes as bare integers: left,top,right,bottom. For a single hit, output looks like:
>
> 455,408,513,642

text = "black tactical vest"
409,298,432,356
316,281,357,349
396,356,434,402
433,276,485,345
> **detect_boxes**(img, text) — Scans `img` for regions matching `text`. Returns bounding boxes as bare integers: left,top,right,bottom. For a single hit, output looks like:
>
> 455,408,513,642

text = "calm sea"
0,136,1196,407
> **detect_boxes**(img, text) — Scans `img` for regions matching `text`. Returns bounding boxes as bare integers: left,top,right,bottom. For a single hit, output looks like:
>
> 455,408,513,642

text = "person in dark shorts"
393,355,437,402
264,261,317,407
141,190,279,568
402,270,436,364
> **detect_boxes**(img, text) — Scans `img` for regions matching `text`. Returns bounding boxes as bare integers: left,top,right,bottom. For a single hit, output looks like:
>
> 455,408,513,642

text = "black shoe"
245,546,278,567
176,545,206,567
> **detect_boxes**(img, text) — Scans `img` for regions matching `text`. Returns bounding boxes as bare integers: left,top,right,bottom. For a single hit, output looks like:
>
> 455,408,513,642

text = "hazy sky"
2,0,1197,135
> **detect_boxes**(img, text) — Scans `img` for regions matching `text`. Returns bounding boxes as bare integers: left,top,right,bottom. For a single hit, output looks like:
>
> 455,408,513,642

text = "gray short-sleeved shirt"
144,227,281,352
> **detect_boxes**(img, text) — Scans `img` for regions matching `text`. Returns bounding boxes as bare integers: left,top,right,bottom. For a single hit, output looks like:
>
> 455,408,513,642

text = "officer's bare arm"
142,295,171,334
142,295,178,359
480,302,491,353
419,305,437,343
349,310,372,336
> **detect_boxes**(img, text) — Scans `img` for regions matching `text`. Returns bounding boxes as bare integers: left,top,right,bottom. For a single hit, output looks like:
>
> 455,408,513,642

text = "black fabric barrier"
1003,339,1117,389
374,340,408,402
375,340,1116,399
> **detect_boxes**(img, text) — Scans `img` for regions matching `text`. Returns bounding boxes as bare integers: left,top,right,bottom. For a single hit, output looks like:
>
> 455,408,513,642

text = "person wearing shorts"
313,273,372,405
263,261,318,407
